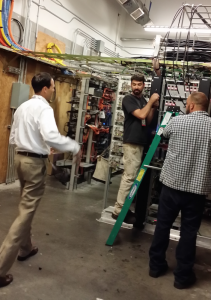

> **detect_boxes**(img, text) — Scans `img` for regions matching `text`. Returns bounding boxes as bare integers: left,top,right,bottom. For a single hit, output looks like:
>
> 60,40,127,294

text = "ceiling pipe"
121,37,154,41
32,0,146,56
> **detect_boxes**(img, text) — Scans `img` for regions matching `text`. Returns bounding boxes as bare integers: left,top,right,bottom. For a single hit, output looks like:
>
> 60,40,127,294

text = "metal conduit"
32,0,146,56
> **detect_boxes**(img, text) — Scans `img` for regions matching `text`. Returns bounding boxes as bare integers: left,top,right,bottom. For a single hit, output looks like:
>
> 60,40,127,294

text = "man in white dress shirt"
0,72,81,288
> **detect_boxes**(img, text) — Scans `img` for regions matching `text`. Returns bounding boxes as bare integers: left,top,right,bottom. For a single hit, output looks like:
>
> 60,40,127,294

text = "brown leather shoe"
0,274,13,288
17,246,38,261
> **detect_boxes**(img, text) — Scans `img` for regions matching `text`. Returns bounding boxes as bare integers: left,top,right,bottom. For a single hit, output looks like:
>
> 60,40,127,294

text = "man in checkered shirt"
149,92,211,290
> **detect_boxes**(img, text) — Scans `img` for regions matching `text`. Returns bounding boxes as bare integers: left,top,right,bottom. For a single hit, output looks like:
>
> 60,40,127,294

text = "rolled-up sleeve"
39,107,80,155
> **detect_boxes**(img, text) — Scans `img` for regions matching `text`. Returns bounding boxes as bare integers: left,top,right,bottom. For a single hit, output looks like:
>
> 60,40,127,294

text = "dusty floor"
0,175,211,300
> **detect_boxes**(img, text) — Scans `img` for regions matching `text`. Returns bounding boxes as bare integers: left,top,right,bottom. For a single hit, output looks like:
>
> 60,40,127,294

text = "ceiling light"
144,26,211,33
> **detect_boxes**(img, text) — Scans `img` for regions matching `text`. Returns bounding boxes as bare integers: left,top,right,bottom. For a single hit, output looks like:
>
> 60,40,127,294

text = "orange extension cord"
8,0,30,50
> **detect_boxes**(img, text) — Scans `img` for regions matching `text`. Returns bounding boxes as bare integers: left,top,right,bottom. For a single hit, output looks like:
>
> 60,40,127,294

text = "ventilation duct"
116,0,151,26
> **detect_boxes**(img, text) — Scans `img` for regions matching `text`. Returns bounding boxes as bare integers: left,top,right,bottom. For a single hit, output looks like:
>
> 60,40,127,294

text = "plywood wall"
0,51,20,183
0,49,77,183
35,31,66,53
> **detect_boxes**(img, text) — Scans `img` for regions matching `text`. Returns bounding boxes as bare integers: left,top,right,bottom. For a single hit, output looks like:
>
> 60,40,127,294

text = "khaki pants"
0,154,47,277
114,144,144,215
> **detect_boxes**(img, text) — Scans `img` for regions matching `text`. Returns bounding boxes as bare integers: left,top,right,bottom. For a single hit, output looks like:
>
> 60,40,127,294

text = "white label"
99,111,105,118
157,127,164,136
129,184,137,199
161,112,171,126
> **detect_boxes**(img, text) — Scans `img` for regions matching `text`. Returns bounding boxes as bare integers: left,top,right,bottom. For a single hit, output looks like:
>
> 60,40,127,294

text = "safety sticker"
161,112,171,126
129,184,138,199
137,169,145,182
157,127,164,136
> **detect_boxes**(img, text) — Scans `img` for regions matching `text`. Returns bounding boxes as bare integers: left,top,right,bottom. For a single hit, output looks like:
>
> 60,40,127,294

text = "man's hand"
149,93,160,106
73,149,82,166
152,100,159,108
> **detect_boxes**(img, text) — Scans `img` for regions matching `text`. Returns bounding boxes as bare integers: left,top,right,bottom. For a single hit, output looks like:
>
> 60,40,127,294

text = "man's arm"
132,93,160,120
163,118,173,138
146,100,159,124
39,107,80,155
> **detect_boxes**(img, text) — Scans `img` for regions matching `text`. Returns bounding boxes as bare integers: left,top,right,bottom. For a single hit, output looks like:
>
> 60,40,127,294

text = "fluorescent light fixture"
130,8,145,20
117,0,129,4
144,26,211,33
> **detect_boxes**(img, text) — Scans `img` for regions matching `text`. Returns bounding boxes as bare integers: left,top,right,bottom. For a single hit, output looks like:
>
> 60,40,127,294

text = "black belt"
17,152,48,159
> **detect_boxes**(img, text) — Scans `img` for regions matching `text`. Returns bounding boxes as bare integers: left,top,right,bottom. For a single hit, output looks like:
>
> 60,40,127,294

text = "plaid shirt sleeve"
163,118,173,138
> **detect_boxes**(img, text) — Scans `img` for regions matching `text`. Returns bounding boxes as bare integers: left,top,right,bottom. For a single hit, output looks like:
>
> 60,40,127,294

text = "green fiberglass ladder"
106,107,180,246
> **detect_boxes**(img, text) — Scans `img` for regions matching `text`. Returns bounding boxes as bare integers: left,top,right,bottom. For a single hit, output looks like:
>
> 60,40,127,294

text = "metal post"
176,9,185,62
102,168,112,210
158,79,166,125
102,75,121,209
69,78,90,191
86,130,93,163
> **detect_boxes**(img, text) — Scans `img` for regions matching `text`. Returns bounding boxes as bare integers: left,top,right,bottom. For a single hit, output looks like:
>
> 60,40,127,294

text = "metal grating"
130,8,144,20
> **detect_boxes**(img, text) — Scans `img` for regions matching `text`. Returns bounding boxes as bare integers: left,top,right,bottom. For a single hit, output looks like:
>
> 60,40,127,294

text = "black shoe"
149,265,169,278
17,247,38,261
0,274,13,288
133,221,145,230
174,273,196,290
112,210,136,224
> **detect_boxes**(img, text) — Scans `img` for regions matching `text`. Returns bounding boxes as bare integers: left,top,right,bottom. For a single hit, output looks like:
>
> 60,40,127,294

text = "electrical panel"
10,83,30,109
165,80,199,99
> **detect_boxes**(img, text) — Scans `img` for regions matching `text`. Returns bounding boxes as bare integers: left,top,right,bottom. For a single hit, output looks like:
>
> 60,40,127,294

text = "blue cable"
2,0,24,50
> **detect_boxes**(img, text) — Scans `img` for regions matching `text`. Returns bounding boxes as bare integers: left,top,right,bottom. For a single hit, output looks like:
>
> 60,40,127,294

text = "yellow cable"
47,43,66,66
0,0,19,50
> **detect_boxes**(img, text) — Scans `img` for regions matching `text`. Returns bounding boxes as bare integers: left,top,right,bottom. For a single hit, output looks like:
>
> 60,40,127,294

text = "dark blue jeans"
149,185,205,283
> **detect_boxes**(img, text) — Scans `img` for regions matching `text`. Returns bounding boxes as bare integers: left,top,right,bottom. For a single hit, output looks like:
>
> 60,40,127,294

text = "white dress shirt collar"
31,95,49,106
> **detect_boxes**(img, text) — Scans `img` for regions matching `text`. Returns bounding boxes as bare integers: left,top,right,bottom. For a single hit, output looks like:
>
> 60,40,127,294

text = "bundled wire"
47,43,66,66
0,0,24,49
0,0,60,67
11,18,24,45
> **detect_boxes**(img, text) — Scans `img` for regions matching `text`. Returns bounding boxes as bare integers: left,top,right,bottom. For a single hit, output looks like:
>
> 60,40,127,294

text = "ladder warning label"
137,169,145,182
129,184,138,199
157,127,164,136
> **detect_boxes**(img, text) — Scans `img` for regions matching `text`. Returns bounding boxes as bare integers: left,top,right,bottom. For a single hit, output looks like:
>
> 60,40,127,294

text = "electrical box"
150,76,163,96
10,82,30,109
96,40,105,53
199,78,211,99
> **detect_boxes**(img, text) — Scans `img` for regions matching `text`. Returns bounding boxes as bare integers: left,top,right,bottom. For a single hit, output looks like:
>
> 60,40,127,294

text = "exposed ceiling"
120,0,211,40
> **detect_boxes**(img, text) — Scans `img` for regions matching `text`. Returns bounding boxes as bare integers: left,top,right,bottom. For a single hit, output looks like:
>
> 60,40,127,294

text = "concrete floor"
0,175,211,300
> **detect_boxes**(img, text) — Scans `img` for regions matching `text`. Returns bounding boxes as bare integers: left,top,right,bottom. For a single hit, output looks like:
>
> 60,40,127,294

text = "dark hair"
190,92,209,112
31,72,52,93
131,74,145,83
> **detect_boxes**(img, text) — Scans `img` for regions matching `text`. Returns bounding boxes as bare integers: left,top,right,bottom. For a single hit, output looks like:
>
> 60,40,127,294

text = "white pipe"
32,0,141,56
35,0,41,48
23,0,32,48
